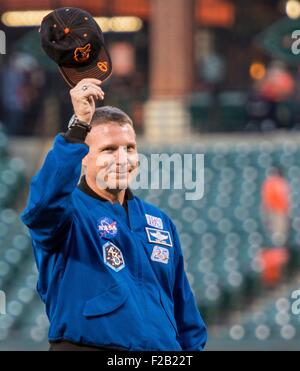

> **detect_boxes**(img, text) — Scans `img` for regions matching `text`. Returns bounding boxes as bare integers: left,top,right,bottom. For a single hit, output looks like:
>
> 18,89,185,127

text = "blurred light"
229,325,245,340
276,297,290,311
1,10,52,27
249,62,266,80
5,249,21,264
18,287,34,304
30,326,46,342
1,11,143,32
280,324,296,340
95,17,110,33
111,17,143,32
205,284,220,301
286,0,300,19
95,16,143,32
255,324,270,340
7,300,23,317
275,312,290,326
197,0,235,28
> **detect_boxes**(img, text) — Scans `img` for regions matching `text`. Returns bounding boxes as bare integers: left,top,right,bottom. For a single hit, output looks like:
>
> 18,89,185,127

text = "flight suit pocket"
83,282,129,317
159,291,179,336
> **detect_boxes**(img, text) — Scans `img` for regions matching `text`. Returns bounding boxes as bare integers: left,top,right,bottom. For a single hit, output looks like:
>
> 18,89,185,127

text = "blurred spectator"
261,167,290,246
258,61,295,103
1,53,26,135
259,167,290,287
1,52,46,136
246,61,296,132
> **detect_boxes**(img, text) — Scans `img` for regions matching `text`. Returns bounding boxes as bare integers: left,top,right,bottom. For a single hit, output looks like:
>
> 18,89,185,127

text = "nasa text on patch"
97,217,118,238
145,227,173,247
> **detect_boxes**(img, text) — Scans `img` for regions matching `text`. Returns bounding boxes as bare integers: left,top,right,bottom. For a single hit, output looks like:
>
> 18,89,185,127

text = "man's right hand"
70,78,105,124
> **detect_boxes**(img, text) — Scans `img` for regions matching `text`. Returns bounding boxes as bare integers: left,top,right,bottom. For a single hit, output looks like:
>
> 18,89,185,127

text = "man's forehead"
104,123,132,133
88,122,136,147
92,122,134,135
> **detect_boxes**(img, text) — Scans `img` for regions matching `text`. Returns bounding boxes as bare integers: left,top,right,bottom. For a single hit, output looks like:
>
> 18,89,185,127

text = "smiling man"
82,108,138,204
21,78,207,351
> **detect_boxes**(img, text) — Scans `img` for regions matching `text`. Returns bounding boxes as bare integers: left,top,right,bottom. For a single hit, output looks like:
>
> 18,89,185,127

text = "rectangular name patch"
145,227,173,247
145,214,163,230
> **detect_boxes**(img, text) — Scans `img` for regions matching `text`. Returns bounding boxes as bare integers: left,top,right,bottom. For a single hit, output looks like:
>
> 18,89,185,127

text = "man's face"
83,122,138,191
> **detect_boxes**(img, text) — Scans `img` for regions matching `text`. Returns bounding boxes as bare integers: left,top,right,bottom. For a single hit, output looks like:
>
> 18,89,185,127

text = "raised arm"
21,78,104,250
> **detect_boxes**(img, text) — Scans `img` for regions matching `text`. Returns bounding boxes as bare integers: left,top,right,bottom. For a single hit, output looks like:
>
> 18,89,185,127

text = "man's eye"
102,148,114,152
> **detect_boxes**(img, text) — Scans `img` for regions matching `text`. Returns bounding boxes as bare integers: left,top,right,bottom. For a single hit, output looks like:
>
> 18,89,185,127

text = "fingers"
70,80,105,101
73,82,103,94
81,85,104,101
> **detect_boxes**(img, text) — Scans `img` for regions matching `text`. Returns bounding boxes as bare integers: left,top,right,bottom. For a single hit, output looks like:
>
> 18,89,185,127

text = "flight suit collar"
77,175,134,202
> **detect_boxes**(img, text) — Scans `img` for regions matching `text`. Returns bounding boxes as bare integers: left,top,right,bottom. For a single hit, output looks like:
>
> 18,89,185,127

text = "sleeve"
20,130,89,250
170,221,208,351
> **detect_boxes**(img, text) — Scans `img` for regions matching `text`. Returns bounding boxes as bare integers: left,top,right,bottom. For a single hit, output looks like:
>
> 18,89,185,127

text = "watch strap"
63,125,89,143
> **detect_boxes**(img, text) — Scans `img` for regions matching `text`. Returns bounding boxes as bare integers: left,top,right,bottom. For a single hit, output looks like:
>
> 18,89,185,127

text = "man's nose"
115,147,128,166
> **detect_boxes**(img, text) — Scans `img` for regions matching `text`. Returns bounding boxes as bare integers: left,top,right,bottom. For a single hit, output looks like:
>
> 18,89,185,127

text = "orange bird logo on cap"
74,43,91,63
97,61,109,72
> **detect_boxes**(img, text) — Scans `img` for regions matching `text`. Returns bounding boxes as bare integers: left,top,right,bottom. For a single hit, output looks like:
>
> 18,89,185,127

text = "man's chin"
108,176,130,190
111,181,129,190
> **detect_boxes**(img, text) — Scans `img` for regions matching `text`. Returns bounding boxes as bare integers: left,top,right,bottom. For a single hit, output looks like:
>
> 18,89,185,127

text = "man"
21,77,207,351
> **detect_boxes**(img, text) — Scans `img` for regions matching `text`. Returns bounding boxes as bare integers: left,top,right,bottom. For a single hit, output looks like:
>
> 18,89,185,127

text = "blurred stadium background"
1,0,300,351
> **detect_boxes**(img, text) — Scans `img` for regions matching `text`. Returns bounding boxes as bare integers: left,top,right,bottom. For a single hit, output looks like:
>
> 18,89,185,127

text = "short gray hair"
91,106,133,128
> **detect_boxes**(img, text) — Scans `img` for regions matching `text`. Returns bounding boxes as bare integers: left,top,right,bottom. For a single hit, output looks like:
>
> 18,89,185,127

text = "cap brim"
59,46,112,88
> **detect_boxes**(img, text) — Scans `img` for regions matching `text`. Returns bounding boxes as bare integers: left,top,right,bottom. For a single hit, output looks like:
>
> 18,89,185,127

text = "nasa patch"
151,246,169,264
97,217,118,238
102,241,125,272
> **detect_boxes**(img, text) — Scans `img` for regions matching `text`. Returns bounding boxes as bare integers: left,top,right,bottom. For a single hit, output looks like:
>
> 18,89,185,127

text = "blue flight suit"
21,133,207,351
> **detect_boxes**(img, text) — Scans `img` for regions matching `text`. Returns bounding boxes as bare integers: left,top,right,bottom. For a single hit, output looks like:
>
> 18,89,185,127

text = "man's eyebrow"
98,144,117,149
98,142,136,150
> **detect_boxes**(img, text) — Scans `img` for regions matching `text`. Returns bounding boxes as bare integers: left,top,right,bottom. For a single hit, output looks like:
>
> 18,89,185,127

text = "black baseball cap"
40,7,112,87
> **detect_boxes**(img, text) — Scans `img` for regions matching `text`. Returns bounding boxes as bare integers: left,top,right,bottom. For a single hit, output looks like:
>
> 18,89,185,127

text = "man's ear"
82,155,88,167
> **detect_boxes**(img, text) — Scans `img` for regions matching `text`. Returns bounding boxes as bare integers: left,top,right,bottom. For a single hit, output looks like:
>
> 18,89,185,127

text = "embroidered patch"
145,214,163,230
145,227,173,247
103,241,125,272
73,43,91,63
97,61,109,72
97,217,118,238
151,246,169,264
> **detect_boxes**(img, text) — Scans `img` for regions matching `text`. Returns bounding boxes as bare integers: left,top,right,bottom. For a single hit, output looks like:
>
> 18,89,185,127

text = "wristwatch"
68,114,91,132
